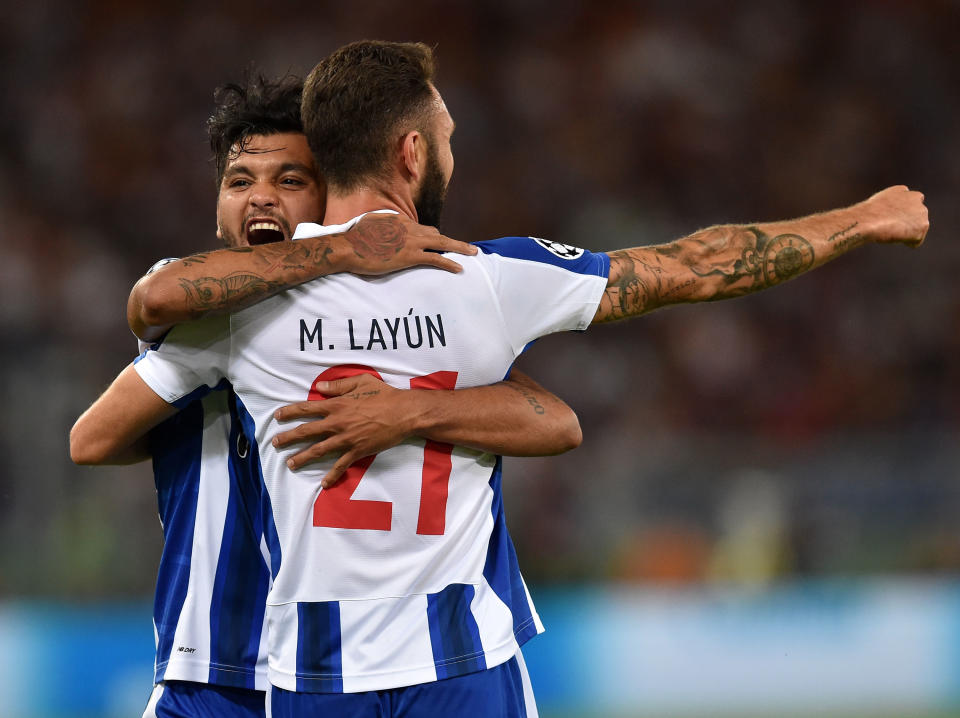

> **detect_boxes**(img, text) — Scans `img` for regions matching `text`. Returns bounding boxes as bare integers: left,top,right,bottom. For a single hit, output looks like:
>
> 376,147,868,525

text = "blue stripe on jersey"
474,236,610,277
207,392,270,689
170,378,231,410
149,399,205,683
427,584,487,680
295,602,344,692
481,458,539,647
234,399,282,579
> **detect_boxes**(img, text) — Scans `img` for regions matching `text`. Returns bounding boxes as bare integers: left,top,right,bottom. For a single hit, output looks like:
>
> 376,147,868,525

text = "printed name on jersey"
530,237,585,260
299,310,447,352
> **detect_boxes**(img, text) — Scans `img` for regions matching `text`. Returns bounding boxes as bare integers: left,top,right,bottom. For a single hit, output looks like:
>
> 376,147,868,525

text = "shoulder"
473,236,609,277
144,257,181,275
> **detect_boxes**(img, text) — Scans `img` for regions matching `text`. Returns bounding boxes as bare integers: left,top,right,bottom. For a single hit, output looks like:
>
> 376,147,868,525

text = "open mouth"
247,220,285,245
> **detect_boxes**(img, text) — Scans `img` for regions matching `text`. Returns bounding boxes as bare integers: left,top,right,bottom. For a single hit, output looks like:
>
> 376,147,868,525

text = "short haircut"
207,72,305,187
302,40,436,191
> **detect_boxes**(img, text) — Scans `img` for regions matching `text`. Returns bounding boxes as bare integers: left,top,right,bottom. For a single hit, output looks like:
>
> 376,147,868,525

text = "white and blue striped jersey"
138,259,271,691
134,214,610,693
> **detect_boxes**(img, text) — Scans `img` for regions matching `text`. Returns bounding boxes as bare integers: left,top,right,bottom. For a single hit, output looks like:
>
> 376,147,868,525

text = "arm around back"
70,363,177,465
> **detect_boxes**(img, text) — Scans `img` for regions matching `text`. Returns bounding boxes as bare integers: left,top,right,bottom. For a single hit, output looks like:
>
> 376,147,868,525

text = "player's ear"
400,130,424,183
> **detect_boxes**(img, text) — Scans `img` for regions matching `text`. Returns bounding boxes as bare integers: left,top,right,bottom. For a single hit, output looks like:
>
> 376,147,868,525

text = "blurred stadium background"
2,1,959,716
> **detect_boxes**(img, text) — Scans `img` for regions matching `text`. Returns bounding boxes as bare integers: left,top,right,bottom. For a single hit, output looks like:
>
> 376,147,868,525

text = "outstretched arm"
70,364,178,465
596,185,928,323
273,370,581,487
129,214,477,341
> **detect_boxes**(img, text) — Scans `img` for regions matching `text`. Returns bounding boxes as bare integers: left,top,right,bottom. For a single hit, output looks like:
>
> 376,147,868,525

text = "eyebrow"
223,161,315,179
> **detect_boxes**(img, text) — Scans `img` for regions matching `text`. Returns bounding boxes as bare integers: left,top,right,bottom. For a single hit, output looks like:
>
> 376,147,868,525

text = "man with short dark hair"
78,42,928,717
74,70,584,718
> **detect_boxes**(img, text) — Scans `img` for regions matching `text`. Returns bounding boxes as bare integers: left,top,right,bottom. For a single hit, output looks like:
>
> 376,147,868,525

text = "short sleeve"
473,236,609,352
144,257,180,275
134,313,231,408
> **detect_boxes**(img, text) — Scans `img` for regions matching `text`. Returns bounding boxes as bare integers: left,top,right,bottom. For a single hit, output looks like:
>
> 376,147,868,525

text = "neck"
323,183,419,226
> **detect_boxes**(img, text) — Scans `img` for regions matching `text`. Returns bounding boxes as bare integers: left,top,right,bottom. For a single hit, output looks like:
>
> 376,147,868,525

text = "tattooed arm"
128,214,476,341
273,370,581,487
595,185,928,323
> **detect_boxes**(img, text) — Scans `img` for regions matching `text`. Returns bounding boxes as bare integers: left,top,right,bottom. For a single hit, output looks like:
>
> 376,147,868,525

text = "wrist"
405,390,433,436
842,201,884,243
311,232,354,274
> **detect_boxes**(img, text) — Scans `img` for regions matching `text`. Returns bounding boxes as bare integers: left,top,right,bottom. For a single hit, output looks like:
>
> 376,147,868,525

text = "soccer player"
73,73,583,718
73,41,928,718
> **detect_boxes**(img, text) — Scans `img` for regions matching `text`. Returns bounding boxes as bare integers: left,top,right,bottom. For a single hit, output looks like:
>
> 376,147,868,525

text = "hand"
339,213,476,275
861,185,929,247
272,373,421,488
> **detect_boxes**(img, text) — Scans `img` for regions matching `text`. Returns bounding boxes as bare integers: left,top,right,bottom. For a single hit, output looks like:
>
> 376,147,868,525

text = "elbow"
549,413,583,455
128,277,173,340
563,416,584,452
69,420,114,465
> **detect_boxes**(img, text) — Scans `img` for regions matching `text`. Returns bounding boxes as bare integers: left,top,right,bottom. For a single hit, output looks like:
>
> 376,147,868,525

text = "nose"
249,181,279,209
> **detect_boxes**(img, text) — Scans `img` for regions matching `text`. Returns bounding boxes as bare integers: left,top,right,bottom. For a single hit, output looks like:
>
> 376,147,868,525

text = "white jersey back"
134,215,609,693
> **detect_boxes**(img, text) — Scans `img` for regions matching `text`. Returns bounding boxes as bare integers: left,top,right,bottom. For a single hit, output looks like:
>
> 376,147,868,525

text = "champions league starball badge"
530,237,585,260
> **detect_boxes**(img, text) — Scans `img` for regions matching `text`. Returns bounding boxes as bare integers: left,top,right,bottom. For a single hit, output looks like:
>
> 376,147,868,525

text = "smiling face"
215,132,325,247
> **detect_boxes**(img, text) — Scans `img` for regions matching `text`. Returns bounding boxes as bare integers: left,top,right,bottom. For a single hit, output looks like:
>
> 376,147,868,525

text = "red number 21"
309,365,457,535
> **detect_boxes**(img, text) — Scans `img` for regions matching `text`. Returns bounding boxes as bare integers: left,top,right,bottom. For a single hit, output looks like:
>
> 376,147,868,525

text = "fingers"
274,401,331,422
312,375,368,399
273,419,332,449
321,455,357,489
431,235,477,256
284,436,345,470
420,254,465,273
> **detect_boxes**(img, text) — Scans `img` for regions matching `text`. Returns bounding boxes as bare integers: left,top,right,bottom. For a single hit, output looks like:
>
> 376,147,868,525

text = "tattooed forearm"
258,237,336,275
825,222,865,254
685,227,815,288
504,380,546,415
597,226,819,322
178,273,287,316
827,222,858,243
180,252,214,268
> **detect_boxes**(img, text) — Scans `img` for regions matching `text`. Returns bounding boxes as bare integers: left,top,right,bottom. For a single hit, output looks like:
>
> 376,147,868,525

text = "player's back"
135,223,609,692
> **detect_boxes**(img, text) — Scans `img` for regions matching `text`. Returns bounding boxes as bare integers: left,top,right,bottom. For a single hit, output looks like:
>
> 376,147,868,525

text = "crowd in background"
2,0,959,599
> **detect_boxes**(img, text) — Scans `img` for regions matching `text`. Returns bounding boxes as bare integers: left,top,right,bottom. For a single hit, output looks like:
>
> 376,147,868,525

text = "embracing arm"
70,364,177,465
273,370,581,487
129,214,476,341
595,185,929,323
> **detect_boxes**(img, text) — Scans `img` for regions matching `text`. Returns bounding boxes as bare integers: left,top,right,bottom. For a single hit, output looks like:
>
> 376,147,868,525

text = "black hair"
207,72,304,187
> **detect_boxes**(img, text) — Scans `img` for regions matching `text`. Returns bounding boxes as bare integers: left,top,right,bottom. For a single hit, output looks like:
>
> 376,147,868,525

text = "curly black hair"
207,72,304,187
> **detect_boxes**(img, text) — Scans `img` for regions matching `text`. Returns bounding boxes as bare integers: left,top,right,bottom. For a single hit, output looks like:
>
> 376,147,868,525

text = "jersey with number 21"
133,212,610,694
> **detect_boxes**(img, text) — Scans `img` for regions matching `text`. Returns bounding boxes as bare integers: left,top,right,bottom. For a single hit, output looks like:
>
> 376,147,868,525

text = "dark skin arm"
595,186,928,322
274,370,581,488
128,214,477,341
